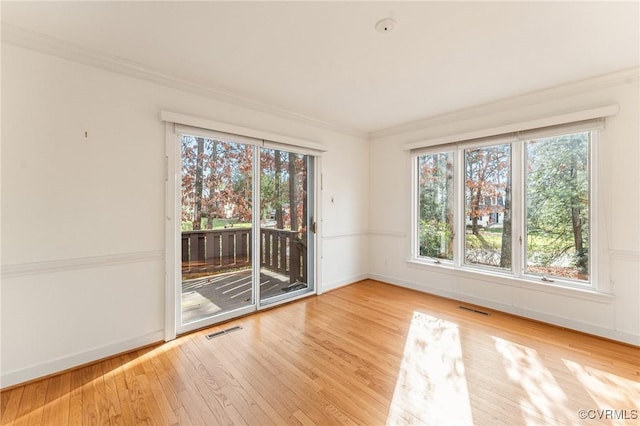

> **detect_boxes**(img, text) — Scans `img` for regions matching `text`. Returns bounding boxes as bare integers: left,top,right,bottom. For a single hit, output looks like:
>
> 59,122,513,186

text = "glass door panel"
180,134,254,325
259,148,314,305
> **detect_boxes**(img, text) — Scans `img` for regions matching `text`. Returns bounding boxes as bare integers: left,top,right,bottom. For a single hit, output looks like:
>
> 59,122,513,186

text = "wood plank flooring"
2,280,639,425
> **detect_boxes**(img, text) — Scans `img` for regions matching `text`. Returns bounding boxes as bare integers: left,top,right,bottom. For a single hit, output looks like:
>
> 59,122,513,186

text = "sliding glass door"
180,134,255,326
175,128,315,332
259,148,315,306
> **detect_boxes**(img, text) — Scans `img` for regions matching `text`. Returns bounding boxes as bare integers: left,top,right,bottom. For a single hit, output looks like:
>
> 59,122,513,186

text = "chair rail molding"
368,229,406,238
610,249,640,262
1,250,164,279
322,230,370,240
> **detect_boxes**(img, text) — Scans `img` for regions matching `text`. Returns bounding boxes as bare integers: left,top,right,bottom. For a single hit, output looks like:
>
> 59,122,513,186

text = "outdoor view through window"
417,130,591,284
180,134,312,325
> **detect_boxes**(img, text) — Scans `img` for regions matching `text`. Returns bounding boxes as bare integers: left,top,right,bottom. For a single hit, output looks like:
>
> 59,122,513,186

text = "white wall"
320,138,370,289
369,69,640,346
0,44,370,387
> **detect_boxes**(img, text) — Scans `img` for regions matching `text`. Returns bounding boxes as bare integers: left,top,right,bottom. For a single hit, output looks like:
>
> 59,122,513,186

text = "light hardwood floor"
2,280,639,425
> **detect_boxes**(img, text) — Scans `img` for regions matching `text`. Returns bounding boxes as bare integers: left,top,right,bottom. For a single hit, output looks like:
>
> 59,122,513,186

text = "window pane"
181,136,253,231
525,132,590,282
180,135,254,324
464,144,512,269
417,152,454,260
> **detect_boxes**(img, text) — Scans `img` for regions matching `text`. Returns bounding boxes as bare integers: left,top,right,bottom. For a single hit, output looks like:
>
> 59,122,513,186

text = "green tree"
465,144,511,267
526,133,589,277
418,152,454,259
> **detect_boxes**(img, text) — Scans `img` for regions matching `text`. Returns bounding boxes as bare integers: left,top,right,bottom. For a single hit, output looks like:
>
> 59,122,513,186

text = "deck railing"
181,228,306,284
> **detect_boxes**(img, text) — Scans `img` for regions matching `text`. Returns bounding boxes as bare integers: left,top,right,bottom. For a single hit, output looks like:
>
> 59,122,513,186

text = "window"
464,144,511,270
417,152,454,261
524,132,590,282
413,124,597,288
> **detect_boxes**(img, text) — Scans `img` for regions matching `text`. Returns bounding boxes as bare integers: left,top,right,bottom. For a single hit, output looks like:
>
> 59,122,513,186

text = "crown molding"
4,24,637,142
370,66,640,141
1,24,368,139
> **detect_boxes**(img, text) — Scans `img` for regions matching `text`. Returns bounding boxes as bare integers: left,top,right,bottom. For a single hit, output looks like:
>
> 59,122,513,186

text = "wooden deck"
181,269,307,324
181,227,307,285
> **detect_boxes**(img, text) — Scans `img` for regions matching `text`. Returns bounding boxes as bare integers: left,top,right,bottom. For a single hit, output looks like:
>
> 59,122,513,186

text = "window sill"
406,259,614,304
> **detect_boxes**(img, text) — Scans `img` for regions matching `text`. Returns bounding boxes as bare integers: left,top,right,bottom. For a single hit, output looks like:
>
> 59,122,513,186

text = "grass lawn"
182,218,252,231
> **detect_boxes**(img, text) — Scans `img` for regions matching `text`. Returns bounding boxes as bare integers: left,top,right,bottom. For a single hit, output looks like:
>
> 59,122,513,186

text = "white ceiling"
2,1,639,135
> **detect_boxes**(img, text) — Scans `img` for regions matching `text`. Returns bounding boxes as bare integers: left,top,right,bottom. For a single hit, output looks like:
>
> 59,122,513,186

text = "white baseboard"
1,330,164,389
321,273,368,294
367,273,640,347
4,272,636,389
368,272,459,301
513,308,639,346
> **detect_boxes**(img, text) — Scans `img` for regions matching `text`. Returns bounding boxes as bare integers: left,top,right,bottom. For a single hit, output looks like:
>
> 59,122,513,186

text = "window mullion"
411,155,419,260
589,131,600,291
511,142,524,279
454,148,465,267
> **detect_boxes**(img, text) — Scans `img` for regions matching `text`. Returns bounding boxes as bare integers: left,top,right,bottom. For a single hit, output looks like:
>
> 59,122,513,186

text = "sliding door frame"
258,152,317,308
162,114,324,341
164,121,179,341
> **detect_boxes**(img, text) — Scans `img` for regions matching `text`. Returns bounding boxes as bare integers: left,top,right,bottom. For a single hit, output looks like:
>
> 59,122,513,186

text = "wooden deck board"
181,269,306,324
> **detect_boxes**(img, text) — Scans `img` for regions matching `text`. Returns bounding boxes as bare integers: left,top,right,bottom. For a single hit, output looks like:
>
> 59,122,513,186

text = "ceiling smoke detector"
375,18,396,34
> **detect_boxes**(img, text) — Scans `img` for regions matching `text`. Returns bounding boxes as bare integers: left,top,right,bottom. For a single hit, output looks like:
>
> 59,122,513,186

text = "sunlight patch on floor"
8,344,171,426
493,336,574,424
387,311,473,425
563,359,640,410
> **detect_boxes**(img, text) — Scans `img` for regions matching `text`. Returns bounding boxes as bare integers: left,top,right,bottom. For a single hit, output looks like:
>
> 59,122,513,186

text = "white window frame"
408,107,617,294
412,148,457,265
460,139,516,274
519,130,598,290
